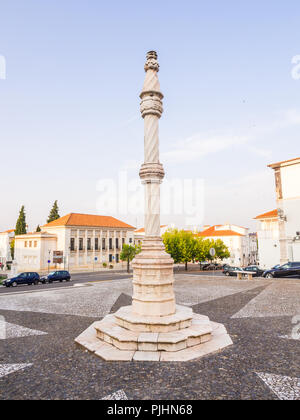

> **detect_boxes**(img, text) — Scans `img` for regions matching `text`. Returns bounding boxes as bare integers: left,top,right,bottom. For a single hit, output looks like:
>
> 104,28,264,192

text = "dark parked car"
263,262,300,279
4,272,40,287
40,270,71,284
243,266,265,277
223,267,243,276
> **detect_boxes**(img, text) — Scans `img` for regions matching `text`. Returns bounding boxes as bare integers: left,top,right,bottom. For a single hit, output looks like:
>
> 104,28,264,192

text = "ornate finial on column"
140,51,163,119
144,50,160,72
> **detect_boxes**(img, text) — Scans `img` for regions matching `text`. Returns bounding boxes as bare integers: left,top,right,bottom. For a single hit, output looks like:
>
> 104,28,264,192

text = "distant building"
15,213,135,272
134,225,169,245
197,224,250,267
0,229,15,266
254,210,280,269
268,157,300,264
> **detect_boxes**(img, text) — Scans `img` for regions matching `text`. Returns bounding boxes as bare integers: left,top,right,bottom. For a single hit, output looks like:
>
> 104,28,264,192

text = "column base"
131,236,176,317
75,305,233,362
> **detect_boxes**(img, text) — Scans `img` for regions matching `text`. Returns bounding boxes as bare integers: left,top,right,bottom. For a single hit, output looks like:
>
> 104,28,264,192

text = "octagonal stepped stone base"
75,309,233,362
114,305,195,333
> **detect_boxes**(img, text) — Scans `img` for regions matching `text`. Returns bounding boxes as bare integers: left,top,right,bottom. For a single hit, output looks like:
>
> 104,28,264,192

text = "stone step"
114,305,194,333
75,313,232,362
95,314,213,352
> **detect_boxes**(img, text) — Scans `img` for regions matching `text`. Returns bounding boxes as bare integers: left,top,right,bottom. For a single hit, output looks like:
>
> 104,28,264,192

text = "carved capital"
139,163,165,182
140,93,163,118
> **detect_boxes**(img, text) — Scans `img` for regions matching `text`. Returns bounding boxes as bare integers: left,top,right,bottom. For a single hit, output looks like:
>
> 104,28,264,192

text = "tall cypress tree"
47,200,60,223
15,206,27,235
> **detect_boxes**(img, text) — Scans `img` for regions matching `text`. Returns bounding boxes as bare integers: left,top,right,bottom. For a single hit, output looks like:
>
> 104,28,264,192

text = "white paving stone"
256,372,300,400
0,364,33,379
1,322,48,340
232,281,300,319
0,279,133,318
102,390,128,400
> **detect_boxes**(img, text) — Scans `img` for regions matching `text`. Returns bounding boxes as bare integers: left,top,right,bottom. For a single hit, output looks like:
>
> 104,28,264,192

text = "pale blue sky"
0,0,299,231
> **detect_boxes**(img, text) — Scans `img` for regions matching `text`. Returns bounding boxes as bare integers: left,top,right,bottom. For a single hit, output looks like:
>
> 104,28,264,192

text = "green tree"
47,200,60,223
162,229,182,264
194,237,208,265
120,244,141,273
163,229,198,271
36,225,41,232
10,239,15,260
179,231,198,270
15,206,27,235
214,239,230,261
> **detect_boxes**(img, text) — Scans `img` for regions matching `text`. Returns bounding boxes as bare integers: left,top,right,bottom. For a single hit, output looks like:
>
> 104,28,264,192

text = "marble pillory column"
132,51,175,318
75,52,233,362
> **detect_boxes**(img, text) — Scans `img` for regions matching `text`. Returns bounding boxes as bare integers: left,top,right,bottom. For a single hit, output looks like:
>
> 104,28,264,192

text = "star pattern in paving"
0,364,33,379
102,390,128,400
0,322,47,340
0,276,299,400
256,372,300,400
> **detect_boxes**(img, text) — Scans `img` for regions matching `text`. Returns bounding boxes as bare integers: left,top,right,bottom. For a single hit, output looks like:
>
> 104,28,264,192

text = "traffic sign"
209,248,216,257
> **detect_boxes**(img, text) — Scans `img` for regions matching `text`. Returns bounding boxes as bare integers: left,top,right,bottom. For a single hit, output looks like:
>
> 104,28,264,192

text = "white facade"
0,230,14,266
15,232,57,272
269,157,300,264
14,213,135,273
255,211,280,269
199,224,250,267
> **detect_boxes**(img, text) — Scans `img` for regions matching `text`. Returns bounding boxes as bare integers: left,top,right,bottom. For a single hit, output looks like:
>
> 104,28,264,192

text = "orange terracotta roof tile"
42,213,135,229
197,225,243,237
254,209,278,220
0,229,15,234
135,225,167,233
268,157,300,168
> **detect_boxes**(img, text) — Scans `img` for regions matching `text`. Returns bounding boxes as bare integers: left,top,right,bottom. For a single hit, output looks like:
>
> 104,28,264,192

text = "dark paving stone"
0,283,299,400
109,293,132,314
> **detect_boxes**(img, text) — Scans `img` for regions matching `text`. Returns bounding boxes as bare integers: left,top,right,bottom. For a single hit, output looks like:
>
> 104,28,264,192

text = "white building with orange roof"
268,157,300,264
198,224,250,267
14,213,135,272
254,210,280,269
134,225,169,246
0,229,15,267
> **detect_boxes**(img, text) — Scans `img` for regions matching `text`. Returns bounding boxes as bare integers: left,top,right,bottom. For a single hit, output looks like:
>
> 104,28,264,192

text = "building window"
87,238,91,251
95,238,99,251
79,238,83,251
102,238,106,250
70,238,75,251
109,254,113,263
25,241,27,248
29,241,32,248
34,241,37,248
129,238,133,244
116,254,119,263
122,238,125,246
109,238,113,250
116,238,119,249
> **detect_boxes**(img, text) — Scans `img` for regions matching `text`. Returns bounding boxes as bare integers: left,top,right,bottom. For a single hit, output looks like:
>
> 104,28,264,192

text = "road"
0,271,132,294
0,269,230,295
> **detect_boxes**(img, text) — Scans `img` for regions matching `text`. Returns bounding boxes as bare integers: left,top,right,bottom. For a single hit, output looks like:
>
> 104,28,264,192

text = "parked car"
243,266,265,277
4,272,40,287
40,270,71,284
263,262,300,279
223,267,243,276
199,262,211,270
